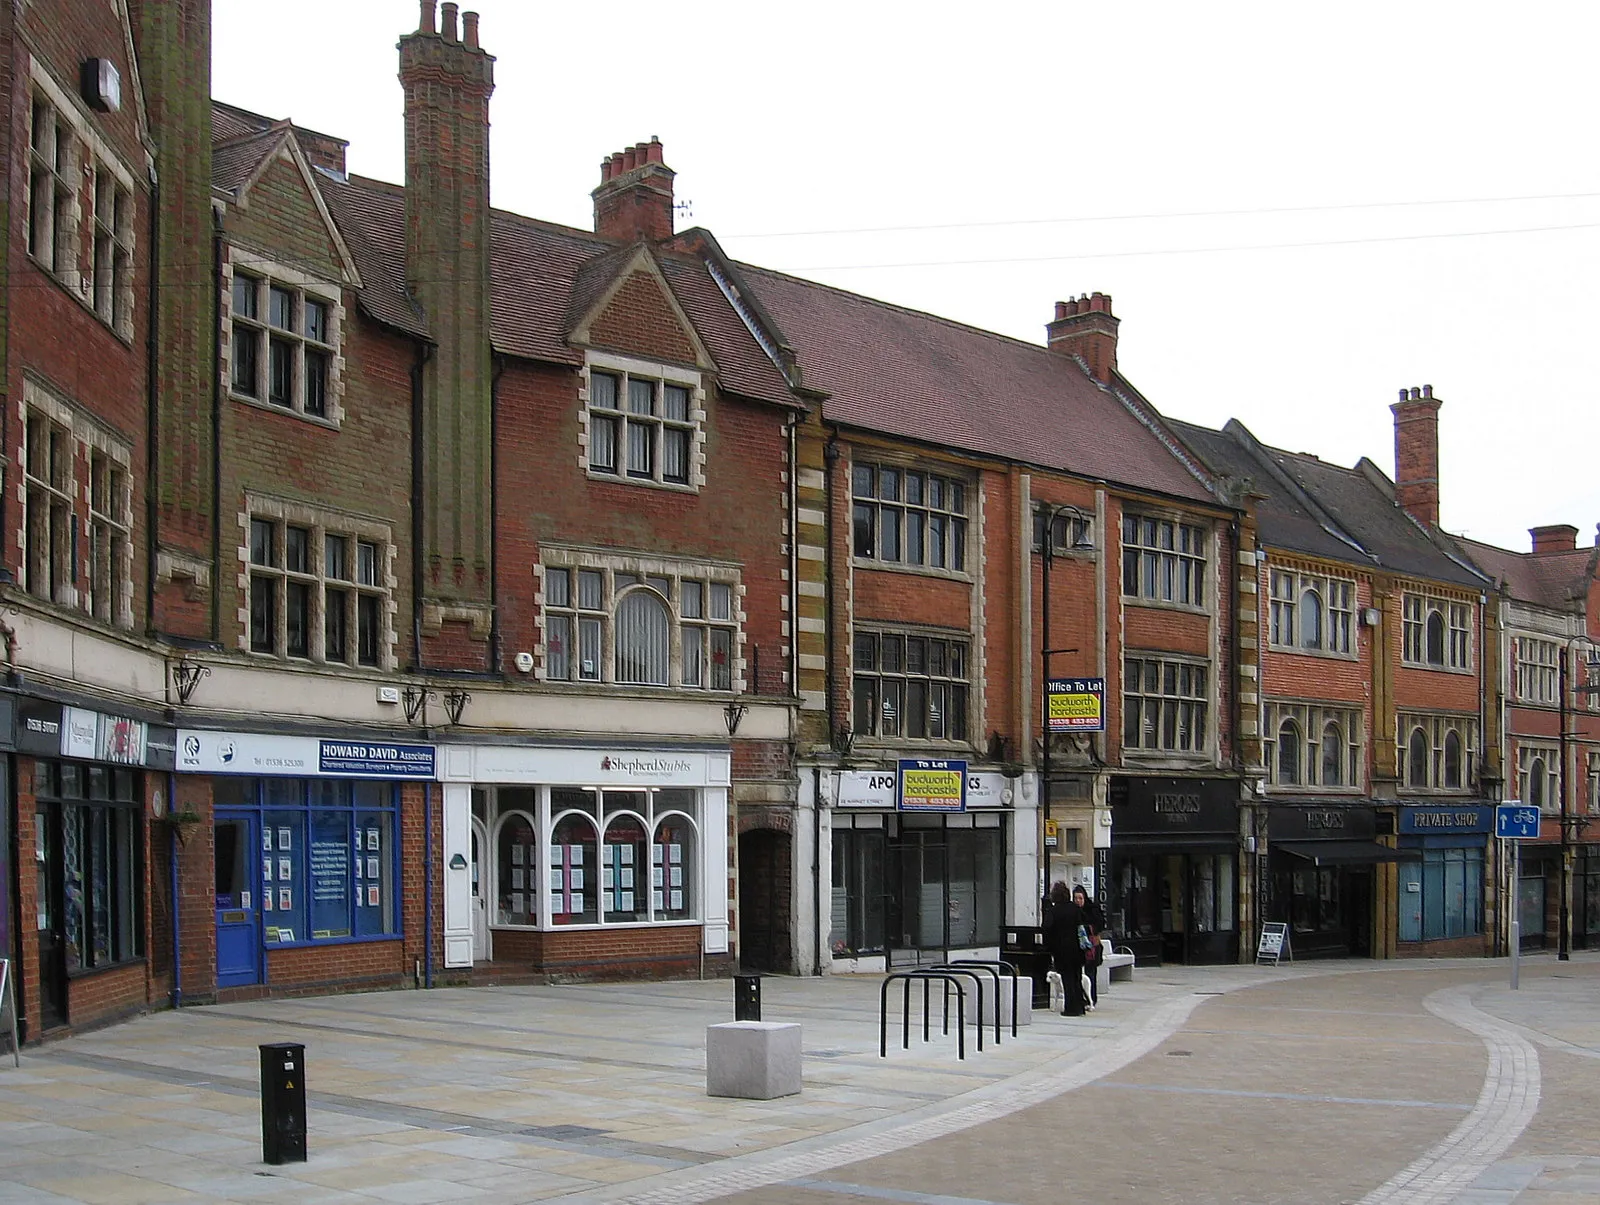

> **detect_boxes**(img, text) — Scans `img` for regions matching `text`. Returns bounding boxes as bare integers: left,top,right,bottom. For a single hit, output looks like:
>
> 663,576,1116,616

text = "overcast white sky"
213,1,1599,553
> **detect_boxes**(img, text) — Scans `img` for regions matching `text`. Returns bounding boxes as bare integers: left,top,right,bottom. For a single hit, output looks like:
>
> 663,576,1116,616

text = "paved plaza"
2,953,1598,1204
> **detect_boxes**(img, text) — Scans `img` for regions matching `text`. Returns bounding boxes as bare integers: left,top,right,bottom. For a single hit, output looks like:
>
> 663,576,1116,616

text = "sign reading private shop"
1047,678,1106,733
897,758,967,813
1399,805,1492,835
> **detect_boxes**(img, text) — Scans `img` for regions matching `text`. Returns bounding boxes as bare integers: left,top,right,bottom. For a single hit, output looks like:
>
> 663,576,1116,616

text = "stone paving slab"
0,954,1597,1204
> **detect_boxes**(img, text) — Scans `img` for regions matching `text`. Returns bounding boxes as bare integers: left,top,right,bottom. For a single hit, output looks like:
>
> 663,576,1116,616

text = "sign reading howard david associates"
178,730,436,778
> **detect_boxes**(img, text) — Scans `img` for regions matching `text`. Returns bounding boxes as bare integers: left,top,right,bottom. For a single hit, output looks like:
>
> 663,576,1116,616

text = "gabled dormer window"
580,354,704,491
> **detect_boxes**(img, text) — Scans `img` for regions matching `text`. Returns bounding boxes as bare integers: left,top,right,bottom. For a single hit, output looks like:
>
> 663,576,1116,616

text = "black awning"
1275,840,1421,867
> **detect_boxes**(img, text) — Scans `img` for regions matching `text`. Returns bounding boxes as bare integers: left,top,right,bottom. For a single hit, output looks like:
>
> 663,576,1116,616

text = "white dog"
1046,969,1096,1013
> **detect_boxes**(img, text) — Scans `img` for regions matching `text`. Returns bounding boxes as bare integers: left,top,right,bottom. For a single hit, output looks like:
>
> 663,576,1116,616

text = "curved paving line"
1358,983,1541,1205
585,982,1262,1205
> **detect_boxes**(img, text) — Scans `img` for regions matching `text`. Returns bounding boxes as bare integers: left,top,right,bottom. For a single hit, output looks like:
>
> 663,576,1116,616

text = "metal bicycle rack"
948,958,1021,1040
930,964,1002,1047
880,970,972,1059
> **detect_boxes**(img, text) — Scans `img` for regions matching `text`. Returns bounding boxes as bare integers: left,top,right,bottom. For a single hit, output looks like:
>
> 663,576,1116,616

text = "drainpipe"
409,341,434,670
812,765,824,975
487,355,504,673
423,780,434,988
168,770,181,1008
144,174,161,632
822,433,841,741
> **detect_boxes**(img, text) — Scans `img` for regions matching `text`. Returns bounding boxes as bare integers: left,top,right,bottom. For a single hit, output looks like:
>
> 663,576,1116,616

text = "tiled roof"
1170,418,1486,588
736,267,1216,503
1457,537,1593,611
212,125,287,196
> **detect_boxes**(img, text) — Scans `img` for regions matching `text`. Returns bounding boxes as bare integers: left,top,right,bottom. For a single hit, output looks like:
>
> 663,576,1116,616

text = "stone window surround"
1121,508,1211,613
576,352,707,493
1267,566,1358,659
26,60,138,343
237,494,396,669
1515,741,1560,813
17,376,134,629
221,250,347,428
533,545,743,692
1396,711,1479,793
1401,591,1474,673
1262,699,1364,790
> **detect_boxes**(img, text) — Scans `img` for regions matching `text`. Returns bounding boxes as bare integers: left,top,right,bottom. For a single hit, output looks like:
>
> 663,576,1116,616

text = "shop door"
470,823,487,962
887,831,948,966
1160,854,1187,964
215,814,261,988
34,805,67,1029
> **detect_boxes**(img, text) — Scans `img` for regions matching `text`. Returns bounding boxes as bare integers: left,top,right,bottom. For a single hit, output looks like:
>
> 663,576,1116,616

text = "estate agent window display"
479,785,700,929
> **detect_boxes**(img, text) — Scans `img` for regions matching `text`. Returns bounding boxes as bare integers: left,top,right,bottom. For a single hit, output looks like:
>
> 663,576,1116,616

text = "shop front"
177,731,433,995
1266,802,1401,959
827,764,1012,970
437,743,731,981
1107,776,1242,966
1515,820,1562,950
15,699,174,1038
1397,803,1492,956
1577,843,1600,950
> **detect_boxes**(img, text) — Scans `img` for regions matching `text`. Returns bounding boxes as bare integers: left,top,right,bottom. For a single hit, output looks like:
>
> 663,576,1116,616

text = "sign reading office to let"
1047,678,1106,733
897,758,967,813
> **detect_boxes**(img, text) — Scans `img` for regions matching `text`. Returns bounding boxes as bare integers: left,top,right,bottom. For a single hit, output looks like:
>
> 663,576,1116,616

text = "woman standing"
1074,884,1106,1007
1043,881,1088,1016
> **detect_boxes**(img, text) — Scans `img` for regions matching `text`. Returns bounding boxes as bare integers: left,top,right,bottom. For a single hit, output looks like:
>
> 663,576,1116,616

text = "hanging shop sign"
897,758,967,813
1047,677,1106,733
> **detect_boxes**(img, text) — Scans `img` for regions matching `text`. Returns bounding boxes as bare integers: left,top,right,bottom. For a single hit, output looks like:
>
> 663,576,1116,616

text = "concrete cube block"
706,1021,802,1100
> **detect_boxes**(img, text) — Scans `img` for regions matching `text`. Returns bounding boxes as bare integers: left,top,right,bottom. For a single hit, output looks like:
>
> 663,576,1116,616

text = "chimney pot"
419,0,437,34
623,146,638,171
1055,301,1069,321
1398,388,1408,402
593,136,677,242
1423,384,1432,398
440,1,458,41
463,10,480,48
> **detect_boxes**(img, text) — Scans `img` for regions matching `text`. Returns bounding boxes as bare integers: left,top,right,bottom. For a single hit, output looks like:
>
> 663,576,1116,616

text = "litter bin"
1001,925,1052,1009
260,1042,307,1165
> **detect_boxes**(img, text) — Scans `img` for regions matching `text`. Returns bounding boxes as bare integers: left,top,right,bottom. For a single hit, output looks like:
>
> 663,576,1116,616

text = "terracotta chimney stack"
1046,291,1119,383
1391,385,1442,527
462,10,479,48
593,135,676,243
418,0,436,33
1529,524,1579,553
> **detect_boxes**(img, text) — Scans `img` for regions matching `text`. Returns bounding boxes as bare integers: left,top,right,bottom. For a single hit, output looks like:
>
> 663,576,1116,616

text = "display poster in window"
310,813,352,939
1047,678,1106,733
897,758,967,813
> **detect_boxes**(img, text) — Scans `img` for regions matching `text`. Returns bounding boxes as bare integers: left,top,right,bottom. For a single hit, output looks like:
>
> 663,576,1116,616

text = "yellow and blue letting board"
1047,677,1105,733
897,758,967,813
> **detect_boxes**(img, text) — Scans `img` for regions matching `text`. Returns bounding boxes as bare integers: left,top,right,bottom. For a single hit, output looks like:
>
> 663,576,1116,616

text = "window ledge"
1122,597,1212,616
542,680,740,700
1400,662,1475,676
584,470,698,495
231,391,341,430
851,559,972,584
1265,644,1359,662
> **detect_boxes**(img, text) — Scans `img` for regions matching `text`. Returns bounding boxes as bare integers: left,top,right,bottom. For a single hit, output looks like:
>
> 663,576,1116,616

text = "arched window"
1408,727,1430,787
601,810,647,923
494,812,537,926
1443,730,1463,789
1425,610,1446,665
1321,723,1344,786
551,813,599,925
1529,758,1546,809
653,814,697,919
1299,589,1323,649
615,589,669,685
1277,720,1302,784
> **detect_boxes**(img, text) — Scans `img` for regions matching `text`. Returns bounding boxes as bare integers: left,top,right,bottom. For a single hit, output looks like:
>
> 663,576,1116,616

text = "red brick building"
1462,524,1600,955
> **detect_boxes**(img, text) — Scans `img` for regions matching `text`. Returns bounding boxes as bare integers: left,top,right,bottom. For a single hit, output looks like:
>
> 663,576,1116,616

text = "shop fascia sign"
177,730,436,778
835,765,1007,809
19,700,175,768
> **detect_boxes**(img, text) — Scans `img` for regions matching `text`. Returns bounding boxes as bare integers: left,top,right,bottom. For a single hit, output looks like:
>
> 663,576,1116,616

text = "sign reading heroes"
1047,678,1106,733
897,758,967,813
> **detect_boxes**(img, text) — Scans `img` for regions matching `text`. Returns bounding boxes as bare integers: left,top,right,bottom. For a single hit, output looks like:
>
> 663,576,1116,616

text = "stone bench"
706,1021,801,1100
1101,939,1136,983
975,976,1034,1028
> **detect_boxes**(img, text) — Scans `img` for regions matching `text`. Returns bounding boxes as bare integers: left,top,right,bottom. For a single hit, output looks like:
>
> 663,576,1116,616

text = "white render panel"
442,782,473,968
702,786,730,953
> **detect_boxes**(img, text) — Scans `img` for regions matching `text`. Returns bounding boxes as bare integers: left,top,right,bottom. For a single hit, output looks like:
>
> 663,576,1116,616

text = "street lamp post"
1035,501,1093,905
1557,636,1600,961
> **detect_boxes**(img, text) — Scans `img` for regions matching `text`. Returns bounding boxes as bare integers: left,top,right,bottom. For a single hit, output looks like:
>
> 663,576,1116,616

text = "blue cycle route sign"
1494,803,1540,840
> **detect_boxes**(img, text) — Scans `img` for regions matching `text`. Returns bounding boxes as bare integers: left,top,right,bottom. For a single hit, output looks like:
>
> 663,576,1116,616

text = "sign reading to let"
1047,678,1106,733
897,758,968,813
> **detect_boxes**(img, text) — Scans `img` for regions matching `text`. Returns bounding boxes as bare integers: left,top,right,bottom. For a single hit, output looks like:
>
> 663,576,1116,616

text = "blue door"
215,813,262,987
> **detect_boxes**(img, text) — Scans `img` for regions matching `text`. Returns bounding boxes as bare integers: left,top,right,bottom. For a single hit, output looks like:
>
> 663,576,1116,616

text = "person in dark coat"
1074,884,1106,1007
1043,881,1088,1016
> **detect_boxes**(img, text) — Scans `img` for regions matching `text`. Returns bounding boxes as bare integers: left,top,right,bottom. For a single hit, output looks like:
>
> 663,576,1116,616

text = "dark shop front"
1107,776,1242,965
1266,803,1400,958
1397,804,1491,953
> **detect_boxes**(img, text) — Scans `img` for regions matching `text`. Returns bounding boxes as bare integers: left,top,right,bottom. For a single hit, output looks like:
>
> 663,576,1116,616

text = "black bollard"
734,973,761,1021
260,1042,307,1164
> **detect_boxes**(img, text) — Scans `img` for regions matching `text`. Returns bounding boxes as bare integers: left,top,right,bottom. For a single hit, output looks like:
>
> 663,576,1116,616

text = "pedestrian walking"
1043,881,1088,1016
1074,884,1105,1007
